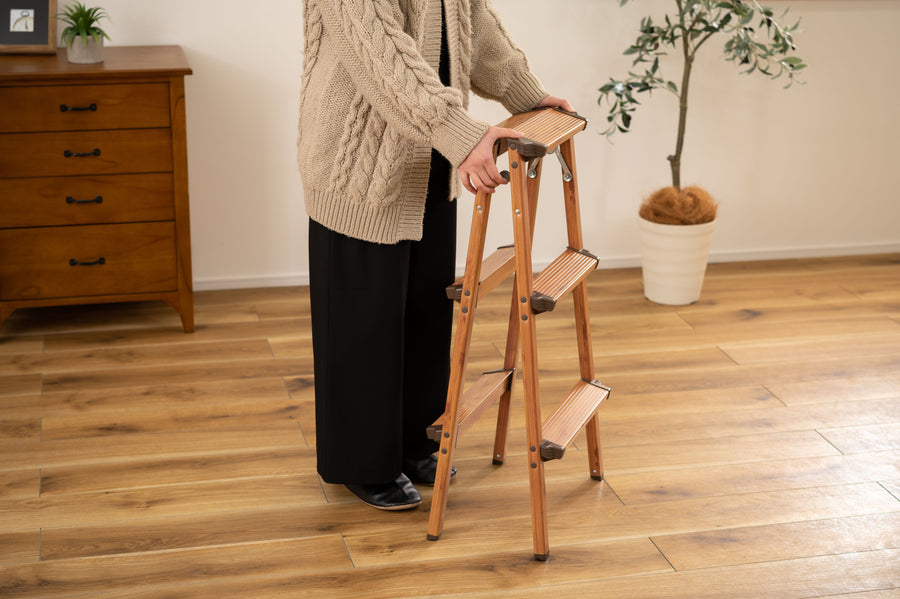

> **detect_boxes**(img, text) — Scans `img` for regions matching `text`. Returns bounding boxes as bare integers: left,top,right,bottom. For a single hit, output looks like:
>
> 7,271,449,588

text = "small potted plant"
58,2,110,64
598,0,806,304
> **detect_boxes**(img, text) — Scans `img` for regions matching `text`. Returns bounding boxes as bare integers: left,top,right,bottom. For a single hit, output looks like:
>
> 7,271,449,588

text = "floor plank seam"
647,536,677,572
814,429,846,456
760,384,790,407
878,481,900,503
341,533,357,569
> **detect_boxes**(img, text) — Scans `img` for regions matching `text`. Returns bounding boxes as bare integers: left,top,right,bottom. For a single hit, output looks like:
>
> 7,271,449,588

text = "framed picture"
0,0,57,54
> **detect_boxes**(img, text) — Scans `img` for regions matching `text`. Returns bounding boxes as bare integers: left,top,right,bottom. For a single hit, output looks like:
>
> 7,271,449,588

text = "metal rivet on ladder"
531,463,537,469
511,161,519,168
462,307,468,313
521,315,528,321
444,432,450,438
464,290,471,296
520,297,527,303
530,446,536,452
515,209,521,215
441,448,448,454
477,205,482,211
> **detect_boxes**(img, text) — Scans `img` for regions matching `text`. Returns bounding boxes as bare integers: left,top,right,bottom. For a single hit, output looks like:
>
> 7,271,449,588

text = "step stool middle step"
540,379,610,461
531,248,598,314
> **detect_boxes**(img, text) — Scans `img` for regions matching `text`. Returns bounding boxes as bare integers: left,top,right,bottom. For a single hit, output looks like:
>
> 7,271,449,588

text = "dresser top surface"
0,45,192,83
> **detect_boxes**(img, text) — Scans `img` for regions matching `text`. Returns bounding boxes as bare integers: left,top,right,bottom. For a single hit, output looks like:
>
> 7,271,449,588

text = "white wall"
71,0,900,290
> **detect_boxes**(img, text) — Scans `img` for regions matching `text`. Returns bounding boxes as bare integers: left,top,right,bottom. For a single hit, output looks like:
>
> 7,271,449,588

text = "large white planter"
67,37,104,64
639,216,716,305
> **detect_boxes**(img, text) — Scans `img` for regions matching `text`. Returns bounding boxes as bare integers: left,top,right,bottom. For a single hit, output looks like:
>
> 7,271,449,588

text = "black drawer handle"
64,149,101,158
60,103,98,112
66,195,103,205
69,257,106,266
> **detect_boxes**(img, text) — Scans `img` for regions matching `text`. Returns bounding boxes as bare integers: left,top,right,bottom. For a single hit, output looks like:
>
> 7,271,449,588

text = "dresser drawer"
0,129,173,178
0,174,174,228
0,222,177,300
0,83,171,133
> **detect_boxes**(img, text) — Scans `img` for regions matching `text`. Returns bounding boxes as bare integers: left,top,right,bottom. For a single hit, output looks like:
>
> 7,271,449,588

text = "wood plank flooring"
1,254,899,598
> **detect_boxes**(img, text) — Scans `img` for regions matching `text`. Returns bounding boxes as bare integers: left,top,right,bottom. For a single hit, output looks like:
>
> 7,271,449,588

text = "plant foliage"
598,0,806,189
58,2,110,47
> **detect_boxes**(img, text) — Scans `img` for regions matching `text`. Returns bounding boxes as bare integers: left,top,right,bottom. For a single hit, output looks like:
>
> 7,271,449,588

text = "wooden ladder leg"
559,137,604,480
509,148,550,561
428,190,494,542
492,157,543,465
491,284,519,465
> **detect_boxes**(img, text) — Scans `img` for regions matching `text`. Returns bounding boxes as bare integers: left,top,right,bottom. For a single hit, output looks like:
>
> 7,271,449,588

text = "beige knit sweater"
297,0,549,244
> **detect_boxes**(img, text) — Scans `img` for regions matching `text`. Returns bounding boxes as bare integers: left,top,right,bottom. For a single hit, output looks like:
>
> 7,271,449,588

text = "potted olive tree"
58,2,110,64
599,0,806,304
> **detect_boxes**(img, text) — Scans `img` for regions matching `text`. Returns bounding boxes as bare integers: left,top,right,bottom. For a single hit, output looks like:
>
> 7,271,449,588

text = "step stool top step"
497,108,587,158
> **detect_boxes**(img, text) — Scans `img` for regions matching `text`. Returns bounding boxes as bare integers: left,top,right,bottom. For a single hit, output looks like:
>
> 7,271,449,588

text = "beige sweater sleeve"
468,0,549,114
315,0,490,167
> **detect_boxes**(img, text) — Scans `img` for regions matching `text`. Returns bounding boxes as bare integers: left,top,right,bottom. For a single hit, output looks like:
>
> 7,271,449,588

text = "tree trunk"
668,24,694,191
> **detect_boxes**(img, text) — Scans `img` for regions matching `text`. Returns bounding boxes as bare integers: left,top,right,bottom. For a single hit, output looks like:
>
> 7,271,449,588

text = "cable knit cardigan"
297,0,549,244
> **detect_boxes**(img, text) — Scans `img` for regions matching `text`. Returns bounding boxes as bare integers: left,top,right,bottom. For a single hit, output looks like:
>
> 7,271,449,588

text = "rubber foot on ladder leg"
534,552,549,562
426,533,441,541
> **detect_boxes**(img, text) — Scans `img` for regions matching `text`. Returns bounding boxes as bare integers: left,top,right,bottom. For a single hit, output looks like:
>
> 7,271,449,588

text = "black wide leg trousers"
308,152,456,485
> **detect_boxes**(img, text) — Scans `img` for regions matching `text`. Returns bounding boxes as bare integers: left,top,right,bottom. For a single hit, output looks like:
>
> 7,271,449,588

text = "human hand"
459,126,523,194
536,95,575,113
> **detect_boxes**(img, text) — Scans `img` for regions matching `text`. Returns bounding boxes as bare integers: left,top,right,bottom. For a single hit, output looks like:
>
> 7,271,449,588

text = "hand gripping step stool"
426,107,611,561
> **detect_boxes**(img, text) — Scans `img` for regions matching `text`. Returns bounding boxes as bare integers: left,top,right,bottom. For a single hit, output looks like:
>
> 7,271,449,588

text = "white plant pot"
67,37,104,64
639,216,716,305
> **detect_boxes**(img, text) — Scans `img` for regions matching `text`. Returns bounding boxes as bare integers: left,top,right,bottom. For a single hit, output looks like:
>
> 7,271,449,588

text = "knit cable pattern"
333,0,464,140
297,2,323,150
329,94,370,195
369,126,408,202
348,109,388,202
455,0,473,96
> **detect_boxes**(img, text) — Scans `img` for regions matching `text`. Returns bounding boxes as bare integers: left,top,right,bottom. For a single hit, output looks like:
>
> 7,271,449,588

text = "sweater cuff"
432,106,491,168
501,71,550,115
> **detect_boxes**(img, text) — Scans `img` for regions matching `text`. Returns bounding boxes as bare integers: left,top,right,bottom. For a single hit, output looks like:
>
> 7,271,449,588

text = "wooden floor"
1,254,899,598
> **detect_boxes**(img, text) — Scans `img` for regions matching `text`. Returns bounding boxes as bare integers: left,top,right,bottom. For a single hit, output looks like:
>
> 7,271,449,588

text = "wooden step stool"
426,107,610,561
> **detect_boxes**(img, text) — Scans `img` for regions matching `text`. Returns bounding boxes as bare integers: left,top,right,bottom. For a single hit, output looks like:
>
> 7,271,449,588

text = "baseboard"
193,273,309,291
193,242,900,291
708,241,900,264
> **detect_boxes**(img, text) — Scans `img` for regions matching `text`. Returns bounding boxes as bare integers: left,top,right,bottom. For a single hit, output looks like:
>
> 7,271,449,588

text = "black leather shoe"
403,454,457,486
345,474,422,511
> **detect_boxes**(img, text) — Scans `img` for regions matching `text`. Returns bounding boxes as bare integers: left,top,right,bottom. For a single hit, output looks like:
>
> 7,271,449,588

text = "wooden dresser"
0,45,194,332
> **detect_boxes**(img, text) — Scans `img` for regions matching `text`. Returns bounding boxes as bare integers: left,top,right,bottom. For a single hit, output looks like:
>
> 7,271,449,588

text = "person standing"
298,0,572,510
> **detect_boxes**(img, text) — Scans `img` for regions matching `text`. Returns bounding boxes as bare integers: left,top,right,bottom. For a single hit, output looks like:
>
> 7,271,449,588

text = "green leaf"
56,1,110,45
600,0,806,143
